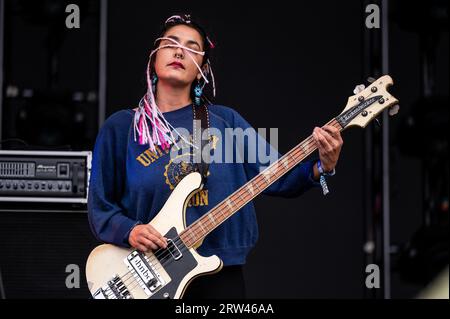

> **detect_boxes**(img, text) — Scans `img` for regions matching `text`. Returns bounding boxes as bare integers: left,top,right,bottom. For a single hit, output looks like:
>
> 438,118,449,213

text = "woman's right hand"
129,224,168,252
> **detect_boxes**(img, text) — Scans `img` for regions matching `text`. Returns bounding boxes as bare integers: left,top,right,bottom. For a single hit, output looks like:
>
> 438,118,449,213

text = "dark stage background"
0,0,448,299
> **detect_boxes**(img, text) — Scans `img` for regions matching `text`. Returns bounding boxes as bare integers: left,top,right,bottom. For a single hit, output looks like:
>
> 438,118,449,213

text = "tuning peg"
353,84,366,94
367,77,376,84
389,104,400,116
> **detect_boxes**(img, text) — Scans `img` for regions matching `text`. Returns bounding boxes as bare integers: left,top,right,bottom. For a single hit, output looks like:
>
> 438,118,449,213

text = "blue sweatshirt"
88,104,320,266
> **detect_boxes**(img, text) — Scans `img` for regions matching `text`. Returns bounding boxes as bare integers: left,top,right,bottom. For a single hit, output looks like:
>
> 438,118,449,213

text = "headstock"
336,75,399,129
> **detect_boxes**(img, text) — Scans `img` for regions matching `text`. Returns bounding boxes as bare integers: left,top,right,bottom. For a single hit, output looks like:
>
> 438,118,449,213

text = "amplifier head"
0,150,91,203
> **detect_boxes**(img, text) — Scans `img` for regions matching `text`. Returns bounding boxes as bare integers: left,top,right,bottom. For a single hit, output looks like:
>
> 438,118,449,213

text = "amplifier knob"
65,183,71,190
34,183,39,189
13,183,18,190
20,182,25,189
48,183,53,190
0,181,3,189
6,182,11,189
58,183,63,190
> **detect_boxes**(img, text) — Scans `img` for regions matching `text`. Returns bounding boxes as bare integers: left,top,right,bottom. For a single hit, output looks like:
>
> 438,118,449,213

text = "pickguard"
150,227,198,299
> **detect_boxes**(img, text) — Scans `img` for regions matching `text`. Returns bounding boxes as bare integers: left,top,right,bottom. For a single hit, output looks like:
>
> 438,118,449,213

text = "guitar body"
85,172,223,299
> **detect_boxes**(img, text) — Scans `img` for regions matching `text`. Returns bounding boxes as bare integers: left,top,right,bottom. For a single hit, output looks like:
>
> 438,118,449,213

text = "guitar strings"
122,128,334,293
118,120,343,293
118,120,342,290
117,90,384,295
128,82,377,272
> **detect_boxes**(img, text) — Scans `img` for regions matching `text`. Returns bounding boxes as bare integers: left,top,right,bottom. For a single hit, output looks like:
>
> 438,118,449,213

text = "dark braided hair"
150,13,215,105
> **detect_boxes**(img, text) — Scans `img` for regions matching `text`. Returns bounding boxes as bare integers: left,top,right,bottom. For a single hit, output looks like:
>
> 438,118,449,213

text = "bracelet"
317,160,335,195
317,160,336,176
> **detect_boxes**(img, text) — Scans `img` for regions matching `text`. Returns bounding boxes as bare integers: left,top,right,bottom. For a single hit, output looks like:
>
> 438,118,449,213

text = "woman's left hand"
312,125,343,172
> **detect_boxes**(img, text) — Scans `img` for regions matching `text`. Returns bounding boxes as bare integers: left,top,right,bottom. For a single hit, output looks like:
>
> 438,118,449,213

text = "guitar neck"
180,118,343,249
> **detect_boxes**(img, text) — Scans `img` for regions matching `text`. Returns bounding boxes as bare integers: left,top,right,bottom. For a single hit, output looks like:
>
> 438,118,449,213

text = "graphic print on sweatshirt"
135,134,219,208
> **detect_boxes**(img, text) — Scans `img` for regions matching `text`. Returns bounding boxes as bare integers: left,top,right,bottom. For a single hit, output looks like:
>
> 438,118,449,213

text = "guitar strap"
193,104,210,184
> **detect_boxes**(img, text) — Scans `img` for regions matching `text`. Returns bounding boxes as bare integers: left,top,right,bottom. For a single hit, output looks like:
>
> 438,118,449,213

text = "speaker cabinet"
0,209,100,298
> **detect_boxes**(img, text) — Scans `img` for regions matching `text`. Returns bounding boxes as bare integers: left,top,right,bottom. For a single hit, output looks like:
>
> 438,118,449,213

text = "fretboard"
179,118,343,248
